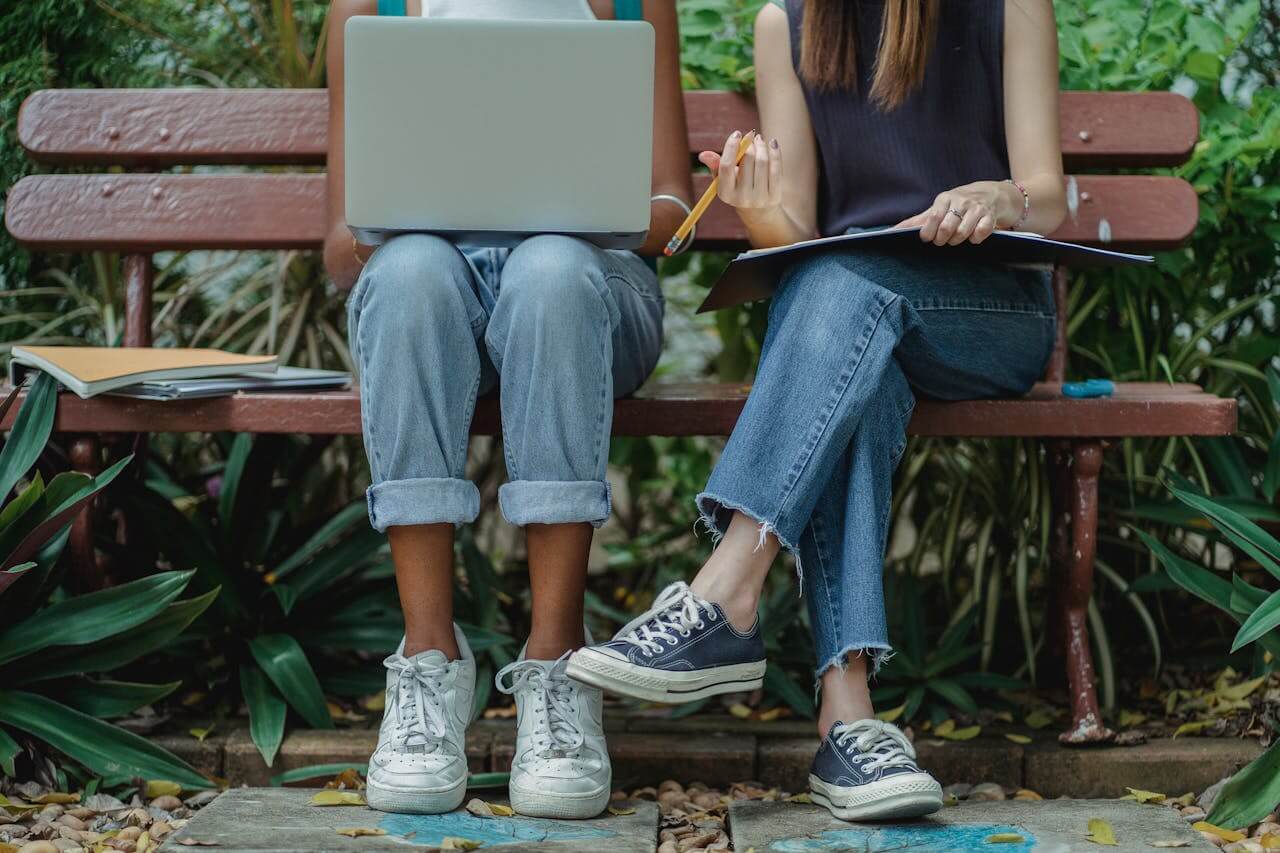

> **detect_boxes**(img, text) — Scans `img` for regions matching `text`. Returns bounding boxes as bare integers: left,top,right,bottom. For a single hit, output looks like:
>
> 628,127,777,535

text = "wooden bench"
4,87,1233,744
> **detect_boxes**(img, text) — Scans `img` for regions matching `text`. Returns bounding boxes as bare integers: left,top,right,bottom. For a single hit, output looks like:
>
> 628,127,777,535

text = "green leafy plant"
1139,483,1280,828
124,433,515,765
873,575,1023,723
0,375,215,788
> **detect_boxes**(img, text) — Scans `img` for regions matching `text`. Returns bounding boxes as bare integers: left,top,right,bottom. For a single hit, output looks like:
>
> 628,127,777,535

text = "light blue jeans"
696,249,1056,679
348,233,663,532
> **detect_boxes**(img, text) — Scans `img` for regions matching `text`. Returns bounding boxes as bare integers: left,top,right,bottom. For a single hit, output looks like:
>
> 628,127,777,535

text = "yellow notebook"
9,346,278,399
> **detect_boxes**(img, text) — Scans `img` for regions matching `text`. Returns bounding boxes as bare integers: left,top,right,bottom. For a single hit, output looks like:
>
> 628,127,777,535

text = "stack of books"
7,346,351,400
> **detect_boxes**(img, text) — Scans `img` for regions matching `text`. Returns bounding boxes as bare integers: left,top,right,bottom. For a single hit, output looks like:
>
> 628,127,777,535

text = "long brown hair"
799,0,940,110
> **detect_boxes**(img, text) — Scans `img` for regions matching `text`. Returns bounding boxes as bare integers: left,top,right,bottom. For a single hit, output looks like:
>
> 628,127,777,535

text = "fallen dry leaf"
1148,842,1190,849
310,790,367,807
1121,787,1165,804
1117,709,1147,728
189,727,214,743
136,831,155,853
33,792,80,804
441,838,482,851
608,806,637,815
0,796,38,815
1004,734,1032,744
335,828,387,837
728,703,752,719
875,703,906,723
175,840,221,847
1086,818,1118,846
465,798,513,818
934,719,981,741
1013,789,1042,801
1025,709,1056,729
1191,822,1244,843
1216,674,1267,701
146,780,183,799
325,768,366,791
1260,833,1280,850
784,793,811,804
985,833,1026,844
1172,721,1211,738
757,707,787,722
943,793,960,807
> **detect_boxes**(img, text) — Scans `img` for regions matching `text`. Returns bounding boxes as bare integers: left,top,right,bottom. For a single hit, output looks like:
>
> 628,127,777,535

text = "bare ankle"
525,626,586,662
690,573,759,633
404,632,460,660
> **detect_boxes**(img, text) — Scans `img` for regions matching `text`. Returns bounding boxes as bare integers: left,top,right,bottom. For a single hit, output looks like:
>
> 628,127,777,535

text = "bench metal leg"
1051,440,1115,744
67,435,108,592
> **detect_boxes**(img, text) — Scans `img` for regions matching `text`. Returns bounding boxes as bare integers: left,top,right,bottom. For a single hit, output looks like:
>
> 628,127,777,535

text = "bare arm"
900,0,1067,244
636,0,696,256
1001,0,1067,235
323,0,378,291
698,2,817,249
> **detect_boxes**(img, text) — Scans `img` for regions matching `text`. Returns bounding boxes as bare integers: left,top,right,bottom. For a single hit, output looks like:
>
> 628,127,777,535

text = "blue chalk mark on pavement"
770,822,1035,852
378,811,617,847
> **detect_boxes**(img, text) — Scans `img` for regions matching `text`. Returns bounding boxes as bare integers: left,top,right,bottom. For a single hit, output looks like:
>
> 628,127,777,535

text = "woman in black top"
569,0,1066,820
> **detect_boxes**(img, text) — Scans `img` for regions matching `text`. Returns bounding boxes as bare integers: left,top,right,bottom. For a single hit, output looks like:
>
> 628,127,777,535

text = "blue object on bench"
1062,379,1115,399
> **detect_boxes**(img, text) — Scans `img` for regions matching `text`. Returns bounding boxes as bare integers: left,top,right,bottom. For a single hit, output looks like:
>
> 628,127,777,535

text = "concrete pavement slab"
161,788,658,852
728,798,1215,852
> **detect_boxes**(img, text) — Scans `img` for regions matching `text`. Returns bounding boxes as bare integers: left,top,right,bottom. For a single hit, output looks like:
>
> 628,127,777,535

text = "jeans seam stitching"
774,292,896,528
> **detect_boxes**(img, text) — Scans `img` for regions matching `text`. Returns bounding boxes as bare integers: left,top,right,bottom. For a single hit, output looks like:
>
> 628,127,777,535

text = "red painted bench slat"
18,89,1198,169
4,173,1198,253
0,383,1236,439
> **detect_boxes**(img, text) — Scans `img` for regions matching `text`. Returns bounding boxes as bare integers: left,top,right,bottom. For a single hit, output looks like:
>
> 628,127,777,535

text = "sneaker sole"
509,777,612,820
566,647,765,704
366,776,467,814
808,773,944,822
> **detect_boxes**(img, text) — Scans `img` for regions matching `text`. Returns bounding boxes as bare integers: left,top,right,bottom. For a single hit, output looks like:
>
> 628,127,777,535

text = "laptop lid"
344,17,655,249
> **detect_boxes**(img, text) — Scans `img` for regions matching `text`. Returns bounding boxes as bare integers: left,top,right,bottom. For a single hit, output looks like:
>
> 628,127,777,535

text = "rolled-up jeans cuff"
498,480,612,528
366,477,480,532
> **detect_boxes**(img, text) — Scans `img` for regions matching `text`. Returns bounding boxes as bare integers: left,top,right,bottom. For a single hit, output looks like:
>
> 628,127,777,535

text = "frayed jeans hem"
694,492,804,590
814,643,895,686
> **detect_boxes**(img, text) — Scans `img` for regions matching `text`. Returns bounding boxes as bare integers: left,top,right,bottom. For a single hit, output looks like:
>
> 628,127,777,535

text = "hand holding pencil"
666,130,777,256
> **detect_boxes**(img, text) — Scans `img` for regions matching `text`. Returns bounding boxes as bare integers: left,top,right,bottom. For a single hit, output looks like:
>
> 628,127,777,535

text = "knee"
772,253,896,332
493,235,613,326
355,234,477,336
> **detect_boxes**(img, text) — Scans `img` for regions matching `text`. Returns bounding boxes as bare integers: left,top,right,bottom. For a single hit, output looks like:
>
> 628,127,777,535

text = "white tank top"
421,0,596,19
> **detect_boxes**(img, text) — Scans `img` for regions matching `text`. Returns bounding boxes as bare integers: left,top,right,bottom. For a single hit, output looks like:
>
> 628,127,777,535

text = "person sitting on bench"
324,0,693,819
569,0,1068,821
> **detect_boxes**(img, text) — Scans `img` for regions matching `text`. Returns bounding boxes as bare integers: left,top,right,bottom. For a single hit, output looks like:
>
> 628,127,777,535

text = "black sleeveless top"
783,0,1010,236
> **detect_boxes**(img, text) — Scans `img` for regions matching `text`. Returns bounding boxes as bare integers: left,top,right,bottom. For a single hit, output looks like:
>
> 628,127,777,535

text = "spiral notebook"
696,227,1153,313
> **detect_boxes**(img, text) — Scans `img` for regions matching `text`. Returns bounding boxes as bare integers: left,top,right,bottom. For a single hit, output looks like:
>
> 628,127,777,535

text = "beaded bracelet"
1005,178,1030,231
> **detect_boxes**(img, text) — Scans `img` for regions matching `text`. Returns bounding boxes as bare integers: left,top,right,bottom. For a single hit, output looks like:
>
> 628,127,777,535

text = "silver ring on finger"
947,208,964,219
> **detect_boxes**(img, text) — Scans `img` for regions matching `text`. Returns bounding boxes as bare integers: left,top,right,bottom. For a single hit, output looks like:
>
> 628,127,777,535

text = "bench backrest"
6,88,1199,375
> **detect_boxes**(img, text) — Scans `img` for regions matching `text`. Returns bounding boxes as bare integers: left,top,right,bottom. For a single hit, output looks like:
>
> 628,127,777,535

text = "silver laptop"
344,16,655,249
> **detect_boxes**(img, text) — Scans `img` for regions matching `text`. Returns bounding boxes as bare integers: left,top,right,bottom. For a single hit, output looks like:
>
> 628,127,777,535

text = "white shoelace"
383,653,451,753
831,719,919,773
614,582,718,657
495,652,584,758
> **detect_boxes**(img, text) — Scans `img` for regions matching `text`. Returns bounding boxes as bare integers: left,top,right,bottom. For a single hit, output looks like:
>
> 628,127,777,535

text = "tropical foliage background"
0,0,1278,818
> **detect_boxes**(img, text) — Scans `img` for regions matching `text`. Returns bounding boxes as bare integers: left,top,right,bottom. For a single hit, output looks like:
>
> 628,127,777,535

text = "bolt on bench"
3,87,1235,743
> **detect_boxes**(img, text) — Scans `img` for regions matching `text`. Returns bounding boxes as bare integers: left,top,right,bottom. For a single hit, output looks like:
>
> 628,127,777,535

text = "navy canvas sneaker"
566,582,766,703
809,719,943,821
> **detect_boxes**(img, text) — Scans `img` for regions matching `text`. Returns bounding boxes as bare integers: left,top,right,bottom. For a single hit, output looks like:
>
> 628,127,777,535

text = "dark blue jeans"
696,249,1055,679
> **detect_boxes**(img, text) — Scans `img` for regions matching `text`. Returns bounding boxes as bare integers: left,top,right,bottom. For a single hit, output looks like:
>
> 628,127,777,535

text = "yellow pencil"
664,130,757,257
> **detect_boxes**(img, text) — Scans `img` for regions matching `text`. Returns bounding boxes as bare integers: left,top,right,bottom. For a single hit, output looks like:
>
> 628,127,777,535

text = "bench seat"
0,382,1235,439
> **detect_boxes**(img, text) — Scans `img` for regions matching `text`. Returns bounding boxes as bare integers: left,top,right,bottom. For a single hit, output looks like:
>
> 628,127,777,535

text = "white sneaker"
495,645,611,819
366,626,475,814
